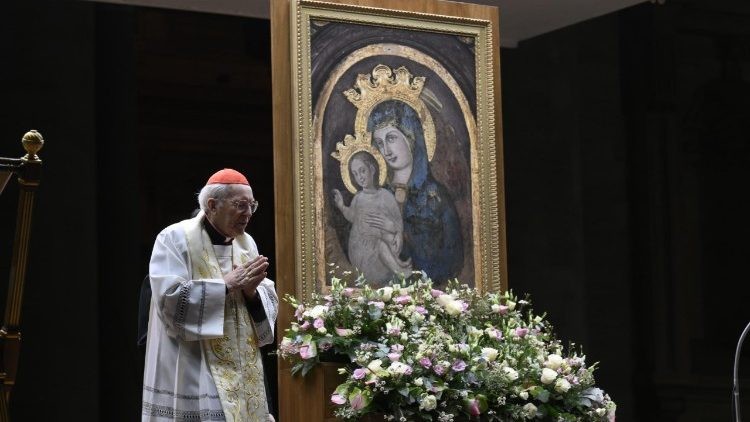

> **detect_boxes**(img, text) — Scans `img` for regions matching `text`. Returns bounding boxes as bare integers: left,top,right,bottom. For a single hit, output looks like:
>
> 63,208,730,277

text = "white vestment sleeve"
254,279,278,347
149,228,226,341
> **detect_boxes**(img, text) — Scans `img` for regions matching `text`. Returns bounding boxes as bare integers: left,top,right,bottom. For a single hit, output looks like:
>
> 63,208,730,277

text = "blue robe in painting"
369,100,464,283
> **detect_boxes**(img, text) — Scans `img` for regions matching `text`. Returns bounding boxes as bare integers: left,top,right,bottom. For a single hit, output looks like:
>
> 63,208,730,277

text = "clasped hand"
224,255,269,298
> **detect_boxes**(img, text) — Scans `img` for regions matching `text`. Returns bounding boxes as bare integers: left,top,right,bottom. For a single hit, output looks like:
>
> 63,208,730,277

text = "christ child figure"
332,151,412,284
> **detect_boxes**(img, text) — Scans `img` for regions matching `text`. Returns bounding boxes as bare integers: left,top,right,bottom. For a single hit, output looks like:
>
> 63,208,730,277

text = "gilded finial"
21,130,44,162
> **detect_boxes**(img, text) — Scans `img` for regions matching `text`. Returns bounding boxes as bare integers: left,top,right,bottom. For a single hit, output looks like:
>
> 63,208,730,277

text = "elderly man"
142,168,277,422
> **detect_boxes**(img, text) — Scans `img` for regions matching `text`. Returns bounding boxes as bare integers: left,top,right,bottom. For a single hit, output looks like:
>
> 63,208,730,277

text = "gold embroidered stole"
184,216,268,421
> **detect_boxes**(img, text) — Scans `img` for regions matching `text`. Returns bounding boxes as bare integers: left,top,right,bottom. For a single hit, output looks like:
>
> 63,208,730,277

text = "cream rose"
545,353,564,370
379,287,394,302
481,347,499,362
555,378,571,393
541,367,558,384
420,395,437,411
502,366,519,381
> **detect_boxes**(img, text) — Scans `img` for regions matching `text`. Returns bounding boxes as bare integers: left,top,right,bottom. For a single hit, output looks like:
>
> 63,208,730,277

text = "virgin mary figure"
367,100,464,283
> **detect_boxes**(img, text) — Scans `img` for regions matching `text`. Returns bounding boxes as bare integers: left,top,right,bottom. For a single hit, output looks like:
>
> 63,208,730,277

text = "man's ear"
207,198,218,213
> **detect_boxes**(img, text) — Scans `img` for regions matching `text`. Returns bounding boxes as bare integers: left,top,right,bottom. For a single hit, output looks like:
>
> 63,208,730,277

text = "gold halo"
331,132,388,194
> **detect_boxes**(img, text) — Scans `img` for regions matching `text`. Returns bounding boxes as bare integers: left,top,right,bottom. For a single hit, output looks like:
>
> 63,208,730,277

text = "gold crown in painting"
343,65,425,114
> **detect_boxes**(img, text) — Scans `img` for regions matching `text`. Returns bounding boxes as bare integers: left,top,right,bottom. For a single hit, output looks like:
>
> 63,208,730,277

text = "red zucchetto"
206,168,250,186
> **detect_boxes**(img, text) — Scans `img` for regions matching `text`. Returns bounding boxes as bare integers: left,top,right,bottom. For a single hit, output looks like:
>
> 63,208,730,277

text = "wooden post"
0,130,44,421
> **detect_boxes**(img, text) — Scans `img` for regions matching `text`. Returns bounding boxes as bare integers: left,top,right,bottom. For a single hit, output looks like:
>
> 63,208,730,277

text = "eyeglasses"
225,199,259,214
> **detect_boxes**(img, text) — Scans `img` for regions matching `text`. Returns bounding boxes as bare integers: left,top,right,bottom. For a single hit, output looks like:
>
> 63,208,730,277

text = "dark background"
1,0,749,420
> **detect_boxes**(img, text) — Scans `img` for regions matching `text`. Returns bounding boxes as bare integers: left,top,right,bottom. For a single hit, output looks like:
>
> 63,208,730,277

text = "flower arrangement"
279,270,616,421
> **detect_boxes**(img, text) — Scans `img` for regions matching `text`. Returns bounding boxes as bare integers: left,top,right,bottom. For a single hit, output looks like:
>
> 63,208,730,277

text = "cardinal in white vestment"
142,169,278,422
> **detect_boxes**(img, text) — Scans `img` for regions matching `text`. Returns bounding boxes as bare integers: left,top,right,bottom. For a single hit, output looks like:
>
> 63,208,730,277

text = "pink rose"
299,320,310,331
419,357,433,368
313,318,325,329
368,301,385,309
352,368,367,380
394,295,412,305
387,352,401,362
299,345,312,359
515,327,529,338
452,360,467,372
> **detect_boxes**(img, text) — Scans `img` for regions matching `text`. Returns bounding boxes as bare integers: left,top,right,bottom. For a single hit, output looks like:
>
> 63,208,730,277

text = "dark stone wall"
502,11,635,420
0,0,99,419
0,2,275,421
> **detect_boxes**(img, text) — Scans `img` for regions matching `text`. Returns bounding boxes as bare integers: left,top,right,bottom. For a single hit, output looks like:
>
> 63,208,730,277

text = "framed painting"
288,0,505,299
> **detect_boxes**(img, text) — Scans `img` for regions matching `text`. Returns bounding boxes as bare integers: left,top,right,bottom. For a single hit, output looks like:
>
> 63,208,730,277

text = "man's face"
208,185,254,238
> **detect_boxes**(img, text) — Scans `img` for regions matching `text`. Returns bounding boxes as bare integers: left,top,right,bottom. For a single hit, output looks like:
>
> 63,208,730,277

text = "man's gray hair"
197,183,253,213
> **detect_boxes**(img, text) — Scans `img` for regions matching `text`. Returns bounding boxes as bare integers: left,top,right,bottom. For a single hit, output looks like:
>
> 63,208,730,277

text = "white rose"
506,300,516,311
545,354,564,370
518,391,529,400
436,294,453,307
379,287,394,302
481,347,499,362
541,368,558,384
420,395,437,411
522,403,537,416
595,408,606,416
491,304,501,313
502,367,519,381
445,300,463,316
306,305,328,319
414,377,423,386
367,359,384,372
555,378,571,393
317,327,327,334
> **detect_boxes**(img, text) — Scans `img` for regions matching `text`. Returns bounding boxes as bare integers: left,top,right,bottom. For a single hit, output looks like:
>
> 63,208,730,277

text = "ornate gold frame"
290,0,503,300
